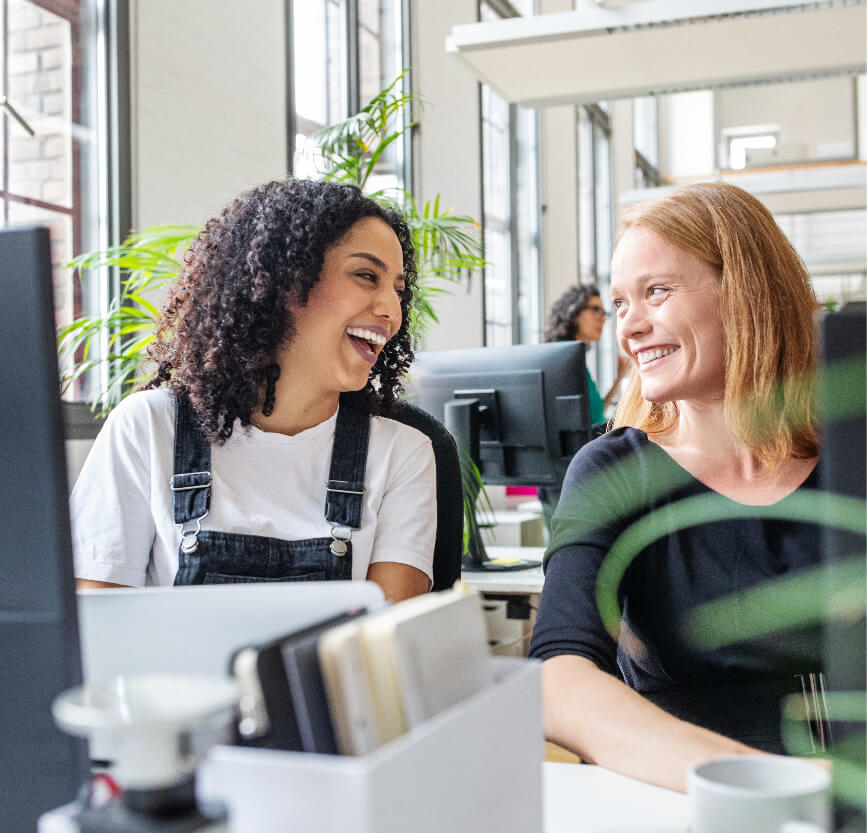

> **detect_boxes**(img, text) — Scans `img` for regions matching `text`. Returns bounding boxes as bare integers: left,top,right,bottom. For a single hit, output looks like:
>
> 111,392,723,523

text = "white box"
198,658,543,833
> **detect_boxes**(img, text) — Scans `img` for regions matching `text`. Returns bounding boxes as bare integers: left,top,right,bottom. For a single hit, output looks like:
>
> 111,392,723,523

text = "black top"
529,427,823,751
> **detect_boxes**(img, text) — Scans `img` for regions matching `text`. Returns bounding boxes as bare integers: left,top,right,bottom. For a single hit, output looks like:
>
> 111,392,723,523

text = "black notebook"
230,609,365,754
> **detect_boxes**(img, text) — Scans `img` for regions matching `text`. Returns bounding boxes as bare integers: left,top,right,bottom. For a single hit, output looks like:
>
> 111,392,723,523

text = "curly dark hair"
543,284,601,342
143,179,418,443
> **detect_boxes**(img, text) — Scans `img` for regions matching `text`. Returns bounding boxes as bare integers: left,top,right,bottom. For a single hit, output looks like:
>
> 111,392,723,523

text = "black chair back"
389,401,463,591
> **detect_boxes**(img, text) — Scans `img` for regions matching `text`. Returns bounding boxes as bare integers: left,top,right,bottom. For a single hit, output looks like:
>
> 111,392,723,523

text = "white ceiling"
447,0,867,107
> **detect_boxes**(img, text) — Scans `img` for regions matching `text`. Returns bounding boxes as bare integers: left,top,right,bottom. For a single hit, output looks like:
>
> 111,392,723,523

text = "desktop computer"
410,341,593,571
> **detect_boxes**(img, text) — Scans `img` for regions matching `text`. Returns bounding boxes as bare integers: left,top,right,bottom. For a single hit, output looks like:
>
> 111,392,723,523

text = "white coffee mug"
688,755,831,833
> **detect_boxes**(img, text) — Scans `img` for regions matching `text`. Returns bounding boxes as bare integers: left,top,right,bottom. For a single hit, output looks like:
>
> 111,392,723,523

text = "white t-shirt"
71,388,437,587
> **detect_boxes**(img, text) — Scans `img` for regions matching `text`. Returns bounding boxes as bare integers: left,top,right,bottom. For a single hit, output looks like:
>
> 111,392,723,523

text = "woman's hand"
542,654,758,793
76,579,131,589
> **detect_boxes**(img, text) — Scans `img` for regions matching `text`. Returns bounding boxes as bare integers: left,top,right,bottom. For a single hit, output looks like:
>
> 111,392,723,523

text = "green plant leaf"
61,70,482,417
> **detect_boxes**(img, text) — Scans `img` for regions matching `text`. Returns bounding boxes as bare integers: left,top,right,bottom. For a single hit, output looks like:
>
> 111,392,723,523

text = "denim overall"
171,395,369,585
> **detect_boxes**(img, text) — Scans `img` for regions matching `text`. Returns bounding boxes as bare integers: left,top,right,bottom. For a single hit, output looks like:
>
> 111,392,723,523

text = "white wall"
411,0,485,351
539,0,579,322
129,0,288,229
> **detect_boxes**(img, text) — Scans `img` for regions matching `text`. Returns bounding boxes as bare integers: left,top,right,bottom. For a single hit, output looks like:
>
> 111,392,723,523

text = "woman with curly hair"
71,178,435,601
544,283,629,427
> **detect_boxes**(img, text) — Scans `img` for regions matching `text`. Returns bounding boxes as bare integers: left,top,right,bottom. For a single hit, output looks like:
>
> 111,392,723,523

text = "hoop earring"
262,364,281,416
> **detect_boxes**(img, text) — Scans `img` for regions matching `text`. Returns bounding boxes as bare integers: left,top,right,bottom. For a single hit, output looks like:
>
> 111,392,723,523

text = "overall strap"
170,395,212,525
325,398,370,530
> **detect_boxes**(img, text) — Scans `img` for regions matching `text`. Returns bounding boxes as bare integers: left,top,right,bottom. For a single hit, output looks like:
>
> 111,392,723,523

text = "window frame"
62,0,129,433
285,0,412,191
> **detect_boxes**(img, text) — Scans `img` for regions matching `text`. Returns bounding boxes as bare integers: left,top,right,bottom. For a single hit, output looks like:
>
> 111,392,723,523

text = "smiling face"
573,295,607,342
277,215,405,404
609,226,726,406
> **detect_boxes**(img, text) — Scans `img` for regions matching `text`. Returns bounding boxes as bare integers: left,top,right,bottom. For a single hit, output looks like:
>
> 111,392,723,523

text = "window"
480,0,541,346
576,104,612,290
776,209,867,306
481,82,511,347
290,0,409,193
290,0,348,179
633,95,660,188
0,0,110,402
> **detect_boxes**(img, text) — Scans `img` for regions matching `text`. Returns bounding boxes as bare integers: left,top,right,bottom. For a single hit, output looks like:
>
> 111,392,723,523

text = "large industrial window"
289,0,409,193
576,103,615,395
0,0,112,403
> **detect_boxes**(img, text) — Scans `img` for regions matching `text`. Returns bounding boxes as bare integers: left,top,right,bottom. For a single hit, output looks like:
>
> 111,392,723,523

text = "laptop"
78,581,386,684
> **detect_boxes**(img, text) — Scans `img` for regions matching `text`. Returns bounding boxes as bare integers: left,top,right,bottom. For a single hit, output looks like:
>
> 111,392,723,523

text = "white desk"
460,545,546,595
544,762,688,833
461,546,546,656
42,762,689,833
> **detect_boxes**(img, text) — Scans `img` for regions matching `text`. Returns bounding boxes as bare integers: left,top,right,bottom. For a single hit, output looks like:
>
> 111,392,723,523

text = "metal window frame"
285,0,412,188
61,0,129,437
106,0,131,256
284,0,296,174
508,100,520,344
575,102,615,385
634,148,661,188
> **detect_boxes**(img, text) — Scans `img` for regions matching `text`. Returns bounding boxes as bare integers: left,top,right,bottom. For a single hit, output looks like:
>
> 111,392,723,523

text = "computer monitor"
818,302,866,824
409,341,593,570
0,227,87,831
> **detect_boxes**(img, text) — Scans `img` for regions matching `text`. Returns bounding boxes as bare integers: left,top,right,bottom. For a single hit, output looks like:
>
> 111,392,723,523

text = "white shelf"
447,2,867,107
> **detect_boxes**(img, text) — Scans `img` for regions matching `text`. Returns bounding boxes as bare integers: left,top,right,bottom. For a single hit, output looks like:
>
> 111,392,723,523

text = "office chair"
390,401,464,592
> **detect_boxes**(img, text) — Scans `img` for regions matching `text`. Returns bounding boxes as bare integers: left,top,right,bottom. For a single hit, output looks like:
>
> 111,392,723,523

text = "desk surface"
460,546,546,594
544,762,688,833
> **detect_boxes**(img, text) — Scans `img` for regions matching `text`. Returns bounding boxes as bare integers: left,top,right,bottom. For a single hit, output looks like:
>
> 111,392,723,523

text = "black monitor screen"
410,341,592,489
819,303,866,824
0,227,86,830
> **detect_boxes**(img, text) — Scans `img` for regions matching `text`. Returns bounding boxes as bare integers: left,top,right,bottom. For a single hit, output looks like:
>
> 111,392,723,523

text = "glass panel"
0,0,107,402
811,273,867,307
358,0,404,194
633,95,658,168
8,201,73,328
776,210,867,292
515,105,540,344
482,84,512,347
293,0,347,179
576,107,595,285
593,119,612,285
6,0,73,207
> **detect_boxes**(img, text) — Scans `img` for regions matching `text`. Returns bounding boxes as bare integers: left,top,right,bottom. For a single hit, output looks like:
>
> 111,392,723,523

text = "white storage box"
198,657,543,833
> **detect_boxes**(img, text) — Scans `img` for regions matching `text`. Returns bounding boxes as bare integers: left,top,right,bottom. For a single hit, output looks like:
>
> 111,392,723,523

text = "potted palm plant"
58,70,492,554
